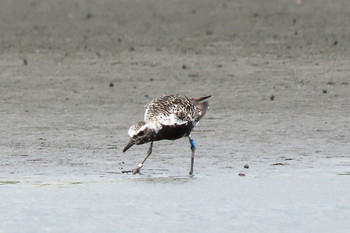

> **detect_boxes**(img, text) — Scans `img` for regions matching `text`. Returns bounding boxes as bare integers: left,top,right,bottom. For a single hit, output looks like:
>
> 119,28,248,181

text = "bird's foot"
122,164,143,175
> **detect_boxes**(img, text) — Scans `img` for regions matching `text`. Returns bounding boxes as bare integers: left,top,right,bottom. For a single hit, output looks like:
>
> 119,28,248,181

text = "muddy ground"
0,0,349,232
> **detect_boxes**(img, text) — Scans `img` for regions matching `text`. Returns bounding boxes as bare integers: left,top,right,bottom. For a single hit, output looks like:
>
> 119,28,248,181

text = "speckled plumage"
144,95,201,126
122,94,211,175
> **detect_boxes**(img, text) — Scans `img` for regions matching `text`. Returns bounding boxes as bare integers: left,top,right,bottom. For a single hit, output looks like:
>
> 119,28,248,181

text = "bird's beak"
123,139,135,152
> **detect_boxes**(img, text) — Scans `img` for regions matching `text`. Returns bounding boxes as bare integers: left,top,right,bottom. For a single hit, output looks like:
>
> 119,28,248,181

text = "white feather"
158,113,188,126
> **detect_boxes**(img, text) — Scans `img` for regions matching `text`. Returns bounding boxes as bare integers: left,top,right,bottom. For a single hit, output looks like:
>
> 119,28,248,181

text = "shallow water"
1,169,350,233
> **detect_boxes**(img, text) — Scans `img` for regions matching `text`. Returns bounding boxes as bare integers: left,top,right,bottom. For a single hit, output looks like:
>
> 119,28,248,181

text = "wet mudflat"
1,172,350,233
1,0,350,232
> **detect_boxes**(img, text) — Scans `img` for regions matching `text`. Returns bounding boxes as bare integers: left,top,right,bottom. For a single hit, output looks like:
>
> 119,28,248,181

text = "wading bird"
122,94,211,175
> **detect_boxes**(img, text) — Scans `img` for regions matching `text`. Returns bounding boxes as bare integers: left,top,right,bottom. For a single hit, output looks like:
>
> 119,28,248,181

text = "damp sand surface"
1,0,350,232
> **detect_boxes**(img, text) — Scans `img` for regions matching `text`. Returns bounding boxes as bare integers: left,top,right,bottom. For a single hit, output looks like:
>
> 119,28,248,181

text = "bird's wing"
144,95,195,126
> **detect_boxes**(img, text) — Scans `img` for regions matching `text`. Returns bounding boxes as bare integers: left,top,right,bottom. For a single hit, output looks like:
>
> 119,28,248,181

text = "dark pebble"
322,89,327,94
23,59,28,65
270,95,274,101
238,173,246,176
109,82,114,87
86,13,93,19
244,164,249,169
182,64,187,69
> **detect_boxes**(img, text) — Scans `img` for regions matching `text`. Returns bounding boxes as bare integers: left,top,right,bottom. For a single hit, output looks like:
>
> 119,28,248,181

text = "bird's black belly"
155,123,194,141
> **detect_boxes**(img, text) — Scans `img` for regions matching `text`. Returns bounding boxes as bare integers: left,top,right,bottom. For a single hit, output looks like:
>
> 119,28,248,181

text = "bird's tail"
193,95,211,102
193,96,211,119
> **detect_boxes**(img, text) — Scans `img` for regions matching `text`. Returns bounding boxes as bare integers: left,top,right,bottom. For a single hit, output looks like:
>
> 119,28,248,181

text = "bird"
122,94,211,175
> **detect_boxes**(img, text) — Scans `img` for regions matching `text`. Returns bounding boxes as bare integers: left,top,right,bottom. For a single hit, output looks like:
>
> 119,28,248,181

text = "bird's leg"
188,136,196,176
122,141,153,175
133,141,153,174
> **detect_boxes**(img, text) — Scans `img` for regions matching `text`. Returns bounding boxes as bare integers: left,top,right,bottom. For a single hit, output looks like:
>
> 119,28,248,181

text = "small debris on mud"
188,73,199,78
86,13,93,19
270,95,275,101
238,173,246,176
272,163,287,166
109,82,114,87
322,89,327,94
244,164,249,169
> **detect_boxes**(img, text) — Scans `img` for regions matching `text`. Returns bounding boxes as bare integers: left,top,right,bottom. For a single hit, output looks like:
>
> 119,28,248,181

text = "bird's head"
123,121,155,152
